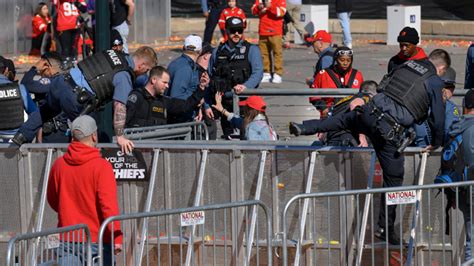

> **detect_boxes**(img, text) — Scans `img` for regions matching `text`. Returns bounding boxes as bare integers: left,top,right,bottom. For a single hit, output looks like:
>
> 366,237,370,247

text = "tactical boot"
289,122,306,136
12,132,28,146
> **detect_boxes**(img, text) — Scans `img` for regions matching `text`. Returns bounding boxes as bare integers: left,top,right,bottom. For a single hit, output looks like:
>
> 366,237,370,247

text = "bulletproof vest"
127,89,167,128
0,83,25,130
77,50,134,106
212,41,251,93
380,60,435,122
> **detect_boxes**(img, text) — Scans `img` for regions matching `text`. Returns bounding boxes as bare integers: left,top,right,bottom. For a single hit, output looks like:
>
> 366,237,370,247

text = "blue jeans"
337,12,352,47
56,242,113,265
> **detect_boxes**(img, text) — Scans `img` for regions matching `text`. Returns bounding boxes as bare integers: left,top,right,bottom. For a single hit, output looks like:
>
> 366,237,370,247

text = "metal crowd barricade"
98,200,272,266
6,224,92,266
281,179,474,266
123,121,209,141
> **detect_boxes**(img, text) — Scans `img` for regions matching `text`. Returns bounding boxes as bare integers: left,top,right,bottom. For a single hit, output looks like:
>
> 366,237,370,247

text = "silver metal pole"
294,151,318,266
185,149,209,266
35,148,54,232
356,152,376,266
137,149,160,265
246,150,268,265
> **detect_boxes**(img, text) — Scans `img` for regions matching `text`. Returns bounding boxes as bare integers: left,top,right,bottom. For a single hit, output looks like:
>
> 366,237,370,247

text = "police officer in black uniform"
289,49,450,245
13,46,157,153
209,16,264,139
126,66,208,128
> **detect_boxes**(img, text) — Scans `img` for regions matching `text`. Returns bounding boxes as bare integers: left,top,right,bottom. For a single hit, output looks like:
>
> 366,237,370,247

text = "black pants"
203,6,225,43
59,29,79,59
30,33,45,56
304,104,405,230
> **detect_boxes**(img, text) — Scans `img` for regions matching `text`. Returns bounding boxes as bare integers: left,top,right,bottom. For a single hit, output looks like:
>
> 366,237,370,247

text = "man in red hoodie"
252,0,286,84
387,27,427,73
47,115,122,265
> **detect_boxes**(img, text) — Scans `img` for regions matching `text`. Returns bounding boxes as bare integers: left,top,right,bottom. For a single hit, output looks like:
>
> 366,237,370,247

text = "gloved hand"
289,122,305,136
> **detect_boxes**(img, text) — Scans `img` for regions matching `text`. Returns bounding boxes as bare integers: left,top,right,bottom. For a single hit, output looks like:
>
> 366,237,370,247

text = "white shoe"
346,43,353,49
261,73,271,83
272,73,282,84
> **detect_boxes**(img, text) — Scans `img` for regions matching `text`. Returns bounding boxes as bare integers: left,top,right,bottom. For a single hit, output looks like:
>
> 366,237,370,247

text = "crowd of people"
2,0,474,263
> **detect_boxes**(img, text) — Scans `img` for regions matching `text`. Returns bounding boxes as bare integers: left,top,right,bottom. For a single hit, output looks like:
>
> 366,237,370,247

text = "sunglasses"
336,49,353,56
229,28,243,34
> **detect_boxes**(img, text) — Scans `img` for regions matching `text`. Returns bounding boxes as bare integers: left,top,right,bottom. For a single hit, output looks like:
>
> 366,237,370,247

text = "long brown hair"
35,2,49,20
242,107,270,130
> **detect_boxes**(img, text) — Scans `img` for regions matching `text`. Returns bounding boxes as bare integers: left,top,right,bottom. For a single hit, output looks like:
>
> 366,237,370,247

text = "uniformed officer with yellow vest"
126,66,209,128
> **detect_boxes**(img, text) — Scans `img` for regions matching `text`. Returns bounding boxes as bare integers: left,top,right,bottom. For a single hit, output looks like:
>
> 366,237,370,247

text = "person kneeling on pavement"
213,94,277,141
289,49,450,245
126,66,209,128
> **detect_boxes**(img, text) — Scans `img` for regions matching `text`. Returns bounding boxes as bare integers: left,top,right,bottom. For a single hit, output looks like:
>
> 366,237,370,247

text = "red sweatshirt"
47,141,122,244
219,7,247,41
32,15,51,38
251,0,286,36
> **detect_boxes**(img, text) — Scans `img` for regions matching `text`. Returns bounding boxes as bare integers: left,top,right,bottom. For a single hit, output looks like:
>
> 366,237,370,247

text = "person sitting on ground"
387,27,427,73
213,94,277,141
305,30,334,87
126,66,209,128
30,2,51,56
218,0,246,42
309,46,363,119
319,80,378,147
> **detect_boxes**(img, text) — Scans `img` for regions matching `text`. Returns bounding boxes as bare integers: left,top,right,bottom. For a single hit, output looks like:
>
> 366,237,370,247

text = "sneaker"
272,73,282,84
374,227,406,246
345,43,353,49
261,73,271,83
289,122,303,136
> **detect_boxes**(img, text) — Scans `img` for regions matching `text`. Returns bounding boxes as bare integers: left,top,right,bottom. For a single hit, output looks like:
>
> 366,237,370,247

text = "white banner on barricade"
180,211,205,226
385,190,417,205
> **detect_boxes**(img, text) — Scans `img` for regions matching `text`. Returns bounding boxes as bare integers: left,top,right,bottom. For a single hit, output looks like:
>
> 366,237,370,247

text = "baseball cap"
225,17,244,30
309,30,332,43
397,27,419,45
464,89,474,109
239,96,267,112
111,29,123,47
0,56,16,74
71,115,98,140
440,67,456,88
184,35,202,52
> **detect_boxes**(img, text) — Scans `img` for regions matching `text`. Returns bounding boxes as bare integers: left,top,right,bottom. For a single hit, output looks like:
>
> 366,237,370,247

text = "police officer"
209,16,263,139
0,57,37,142
290,49,450,245
13,46,158,153
21,52,70,143
126,66,208,128
201,0,227,43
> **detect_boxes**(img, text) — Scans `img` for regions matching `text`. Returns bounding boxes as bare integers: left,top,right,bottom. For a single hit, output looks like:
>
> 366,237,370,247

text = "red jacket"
387,47,428,73
53,0,86,31
219,7,247,41
32,15,51,38
310,68,363,115
47,141,122,244
251,0,286,36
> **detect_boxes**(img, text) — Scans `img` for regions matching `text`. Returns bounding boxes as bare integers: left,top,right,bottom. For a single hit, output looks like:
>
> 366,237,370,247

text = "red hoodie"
47,141,122,244
387,47,428,73
251,0,286,36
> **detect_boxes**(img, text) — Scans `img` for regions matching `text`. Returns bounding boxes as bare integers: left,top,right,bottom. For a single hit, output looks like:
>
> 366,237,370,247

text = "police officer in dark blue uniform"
289,49,451,245
0,57,37,142
13,46,158,153
209,16,263,138
21,52,71,143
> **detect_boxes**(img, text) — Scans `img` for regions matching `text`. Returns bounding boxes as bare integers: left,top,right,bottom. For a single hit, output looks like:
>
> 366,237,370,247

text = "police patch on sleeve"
128,93,137,103
39,78,51,85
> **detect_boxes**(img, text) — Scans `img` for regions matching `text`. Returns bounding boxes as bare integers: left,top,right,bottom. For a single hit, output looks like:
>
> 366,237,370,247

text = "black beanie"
397,27,419,45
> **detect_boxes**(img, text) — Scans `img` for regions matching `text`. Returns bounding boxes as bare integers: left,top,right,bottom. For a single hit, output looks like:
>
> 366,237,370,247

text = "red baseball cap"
239,96,267,112
310,30,332,43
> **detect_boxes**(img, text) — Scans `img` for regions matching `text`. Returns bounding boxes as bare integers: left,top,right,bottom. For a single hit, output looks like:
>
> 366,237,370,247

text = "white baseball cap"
184,35,202,52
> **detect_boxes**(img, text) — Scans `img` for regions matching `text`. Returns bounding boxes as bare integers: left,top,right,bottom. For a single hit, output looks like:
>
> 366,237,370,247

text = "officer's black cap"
225,17,244,30
464,89,474,109
111,29,124,47
0,56,15,74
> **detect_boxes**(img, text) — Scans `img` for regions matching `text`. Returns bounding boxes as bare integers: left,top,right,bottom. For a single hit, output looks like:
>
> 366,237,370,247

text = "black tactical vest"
0,83,24,130
212,41,252,93
380,60,435,122
78,50,134,106
126,89,167,128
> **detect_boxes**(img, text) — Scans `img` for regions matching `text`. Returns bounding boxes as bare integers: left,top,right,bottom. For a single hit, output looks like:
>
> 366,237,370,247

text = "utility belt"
369,103,416,153
63,73,98,115
42,115,69,135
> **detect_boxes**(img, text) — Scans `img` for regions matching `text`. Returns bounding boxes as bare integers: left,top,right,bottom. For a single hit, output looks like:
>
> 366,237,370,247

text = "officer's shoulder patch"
453,106,460,116
319,70,325,74
39,78,51,85
128,93,138,103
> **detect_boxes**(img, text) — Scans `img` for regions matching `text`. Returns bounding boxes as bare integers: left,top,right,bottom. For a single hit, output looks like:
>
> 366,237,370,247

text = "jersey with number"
53,0,85,31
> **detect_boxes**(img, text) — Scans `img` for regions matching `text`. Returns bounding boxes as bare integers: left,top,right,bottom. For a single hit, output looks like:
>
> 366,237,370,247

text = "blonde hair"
133,46,158,66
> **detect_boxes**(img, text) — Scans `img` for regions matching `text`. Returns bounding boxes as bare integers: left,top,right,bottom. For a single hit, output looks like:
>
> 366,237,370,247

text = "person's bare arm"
124,0,135,24
114,101,134,153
